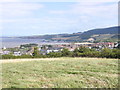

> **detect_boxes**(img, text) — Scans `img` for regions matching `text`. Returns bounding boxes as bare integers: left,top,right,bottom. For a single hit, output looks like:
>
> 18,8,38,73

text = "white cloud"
48,1,117,31
1,1,118,36
50,2,117,21
0,19,16,23
0,26,2,30
49,10,66,14
0,17,77,24
74,0,119,2
1,3,44,17
0,0,119,3
72,2,118,18
72,2,118,28
0,0,20,3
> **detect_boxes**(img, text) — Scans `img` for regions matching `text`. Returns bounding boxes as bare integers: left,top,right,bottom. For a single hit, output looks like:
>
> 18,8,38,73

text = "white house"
2,51,10,55
13,51,21,56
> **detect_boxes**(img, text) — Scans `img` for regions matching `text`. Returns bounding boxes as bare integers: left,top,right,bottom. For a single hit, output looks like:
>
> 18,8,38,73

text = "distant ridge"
79,26,119,39
18,26,119,42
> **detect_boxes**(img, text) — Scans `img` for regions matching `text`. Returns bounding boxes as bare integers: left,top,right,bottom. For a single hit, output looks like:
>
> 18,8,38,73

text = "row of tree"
2,46,120,59
47,47,120,59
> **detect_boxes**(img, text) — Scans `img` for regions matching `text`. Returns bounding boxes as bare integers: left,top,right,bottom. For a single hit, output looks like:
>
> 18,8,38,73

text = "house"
26,47,34,55
3,46,6,50
2,51,10,55
40,46,62,55
92,42,115,49
0,49,3,55
75,42,94,47
46,49,60,54
13,51,21,56
114,42,119,48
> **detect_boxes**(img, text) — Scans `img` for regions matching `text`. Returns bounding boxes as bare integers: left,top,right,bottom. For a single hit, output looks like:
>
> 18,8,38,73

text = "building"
13,51,21,56
2,51,10,55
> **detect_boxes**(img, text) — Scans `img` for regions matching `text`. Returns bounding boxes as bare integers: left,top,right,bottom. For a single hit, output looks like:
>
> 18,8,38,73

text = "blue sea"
1,37,68,48
1,37,44,48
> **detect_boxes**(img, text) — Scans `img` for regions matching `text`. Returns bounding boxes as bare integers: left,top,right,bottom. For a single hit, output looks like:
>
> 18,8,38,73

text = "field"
2,57,119,88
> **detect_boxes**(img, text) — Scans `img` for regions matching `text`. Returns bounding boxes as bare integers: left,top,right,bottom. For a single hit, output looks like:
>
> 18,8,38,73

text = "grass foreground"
2,57,119,88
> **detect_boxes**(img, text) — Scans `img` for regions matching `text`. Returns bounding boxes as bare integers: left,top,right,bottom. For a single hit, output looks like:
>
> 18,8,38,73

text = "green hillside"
18,26,119,42
2,57,118,88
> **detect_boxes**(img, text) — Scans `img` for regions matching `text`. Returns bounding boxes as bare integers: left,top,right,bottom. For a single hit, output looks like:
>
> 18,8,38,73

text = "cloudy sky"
0,0,118,36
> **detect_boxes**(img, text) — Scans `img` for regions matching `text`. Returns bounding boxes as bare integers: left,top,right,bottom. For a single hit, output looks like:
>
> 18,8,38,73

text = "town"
1,42,119,56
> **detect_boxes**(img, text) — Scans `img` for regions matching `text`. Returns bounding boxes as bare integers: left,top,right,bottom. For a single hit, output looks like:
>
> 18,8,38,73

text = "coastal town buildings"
1,42,118,56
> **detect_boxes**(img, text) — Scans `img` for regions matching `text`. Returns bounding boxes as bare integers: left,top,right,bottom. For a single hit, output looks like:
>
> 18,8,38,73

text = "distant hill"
79,26,118,39
18,26,119,42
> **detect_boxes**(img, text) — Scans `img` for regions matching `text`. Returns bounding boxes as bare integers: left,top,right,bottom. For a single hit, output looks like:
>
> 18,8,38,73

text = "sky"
0,0,119,36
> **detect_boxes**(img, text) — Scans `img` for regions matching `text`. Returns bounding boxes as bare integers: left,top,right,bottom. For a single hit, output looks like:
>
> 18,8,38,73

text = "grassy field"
2,57,119,88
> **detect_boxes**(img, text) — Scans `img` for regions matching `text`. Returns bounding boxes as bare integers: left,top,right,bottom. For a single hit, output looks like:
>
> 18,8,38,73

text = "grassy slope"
2,57,118,88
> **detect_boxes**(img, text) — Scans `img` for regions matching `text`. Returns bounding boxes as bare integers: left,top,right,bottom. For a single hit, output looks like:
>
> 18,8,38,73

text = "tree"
101,48,112,58
61,48,71,57
47,52,62,57
73,48,79,57
78,46,90,53
111,49,120,58
32,47,39,57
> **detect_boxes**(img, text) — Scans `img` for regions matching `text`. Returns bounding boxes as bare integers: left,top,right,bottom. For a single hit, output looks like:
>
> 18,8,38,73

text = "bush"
2,54,15,59
100,48,113,58
20,55,32,58
47,52,62,58
2,47,120,59
111,49,120,59
61,48,71,57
